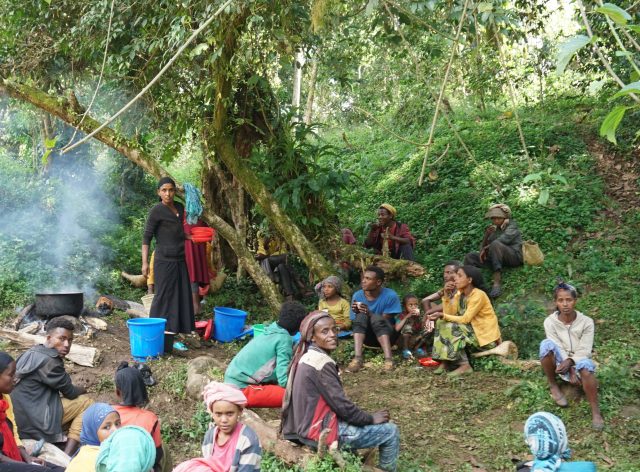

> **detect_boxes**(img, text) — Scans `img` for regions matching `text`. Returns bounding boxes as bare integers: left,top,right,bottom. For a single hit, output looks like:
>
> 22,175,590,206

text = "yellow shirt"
256,233,288,257
3,395,22,447
442,288,501,346
66,445,100,472
318,298,351,329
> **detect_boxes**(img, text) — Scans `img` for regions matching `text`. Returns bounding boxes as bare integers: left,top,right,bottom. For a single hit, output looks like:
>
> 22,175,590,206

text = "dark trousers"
352,313,398,347
464,240,522,272
392,243,414,261
266,255,296,297
0,462,65,472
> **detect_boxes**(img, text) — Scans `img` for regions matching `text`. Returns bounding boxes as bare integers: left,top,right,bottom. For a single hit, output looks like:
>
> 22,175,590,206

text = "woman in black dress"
141,177,195,334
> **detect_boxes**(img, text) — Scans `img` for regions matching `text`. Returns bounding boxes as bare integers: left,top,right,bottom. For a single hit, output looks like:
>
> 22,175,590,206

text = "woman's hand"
20,447,44,466
428,312,443,321
142,261,149,277
372,410,390,424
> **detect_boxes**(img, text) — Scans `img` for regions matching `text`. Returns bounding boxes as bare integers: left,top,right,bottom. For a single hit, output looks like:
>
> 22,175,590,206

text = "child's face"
322,283,337,298
211,400,242,434
0,361,16,395
97,412,121,443
555,289,577,315
405,298,419,313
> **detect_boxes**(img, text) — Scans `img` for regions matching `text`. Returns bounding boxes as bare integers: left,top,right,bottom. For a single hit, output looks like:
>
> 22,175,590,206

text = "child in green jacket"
224,301,306,408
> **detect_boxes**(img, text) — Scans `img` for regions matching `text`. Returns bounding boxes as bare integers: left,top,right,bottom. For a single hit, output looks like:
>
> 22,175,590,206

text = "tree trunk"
0,78,283,312
304,58,319,126
291,48,305,111
210,16,335,282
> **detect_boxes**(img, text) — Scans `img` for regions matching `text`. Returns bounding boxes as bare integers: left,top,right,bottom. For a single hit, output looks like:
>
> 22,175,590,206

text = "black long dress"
143,202,195,334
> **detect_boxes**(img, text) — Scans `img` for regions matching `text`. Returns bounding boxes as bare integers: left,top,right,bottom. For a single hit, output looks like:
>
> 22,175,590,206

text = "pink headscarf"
173,457,225,472
202,381,247,413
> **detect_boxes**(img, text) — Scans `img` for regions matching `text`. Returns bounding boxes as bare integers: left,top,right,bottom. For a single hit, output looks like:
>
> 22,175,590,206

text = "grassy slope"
309,97,640,470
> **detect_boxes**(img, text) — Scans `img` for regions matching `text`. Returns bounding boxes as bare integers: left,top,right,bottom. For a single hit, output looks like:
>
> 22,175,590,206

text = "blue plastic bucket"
127,318,167,361
214,307,247,342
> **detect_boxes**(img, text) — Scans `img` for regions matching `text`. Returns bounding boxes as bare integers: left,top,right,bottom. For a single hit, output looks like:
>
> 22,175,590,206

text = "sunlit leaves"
595,3,632,26
599,105,628,144
611,81,640,99
556,35,591,75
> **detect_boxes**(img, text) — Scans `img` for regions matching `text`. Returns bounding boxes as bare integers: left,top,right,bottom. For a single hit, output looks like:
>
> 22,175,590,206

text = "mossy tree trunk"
0,78,284,311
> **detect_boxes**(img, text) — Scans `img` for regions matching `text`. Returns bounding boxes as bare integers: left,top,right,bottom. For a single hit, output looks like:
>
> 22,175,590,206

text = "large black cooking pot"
35,292,84,318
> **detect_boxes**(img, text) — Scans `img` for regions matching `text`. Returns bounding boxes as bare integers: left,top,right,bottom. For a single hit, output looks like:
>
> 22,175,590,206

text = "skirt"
150,258,195,334
432,320,496,362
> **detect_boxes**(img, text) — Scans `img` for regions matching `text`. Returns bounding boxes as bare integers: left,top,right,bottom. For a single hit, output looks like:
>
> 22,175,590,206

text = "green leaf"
556,35,591,75
599,105,628,144
615,50,633,57
628,25,640,34
365,0,379,15
523,172,542,183
596,3,632,26
538,188,550,206
190,43,208,58
551,174,568,185
477,2,493,13
611,81,640,99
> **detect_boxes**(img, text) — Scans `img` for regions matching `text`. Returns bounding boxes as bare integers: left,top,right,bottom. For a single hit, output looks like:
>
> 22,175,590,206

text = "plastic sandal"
173,342,188,351
402,349,413,359
414,348,426,357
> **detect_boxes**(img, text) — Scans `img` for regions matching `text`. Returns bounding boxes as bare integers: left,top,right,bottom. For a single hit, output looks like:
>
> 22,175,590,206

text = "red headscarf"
0,396,23,461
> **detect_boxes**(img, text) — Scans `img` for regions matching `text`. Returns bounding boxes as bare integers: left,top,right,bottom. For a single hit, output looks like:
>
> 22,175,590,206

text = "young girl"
112,362,164,471
0,352,65,472
539,282,604,430
95,426,156,472
66,403,121,472
395,294,428,359
173,382,261,472
317,276,351,330
428,266,501,375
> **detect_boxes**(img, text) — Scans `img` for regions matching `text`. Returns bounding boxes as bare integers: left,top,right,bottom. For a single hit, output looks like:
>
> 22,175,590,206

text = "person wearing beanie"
364,204,416,261
464,203,523,298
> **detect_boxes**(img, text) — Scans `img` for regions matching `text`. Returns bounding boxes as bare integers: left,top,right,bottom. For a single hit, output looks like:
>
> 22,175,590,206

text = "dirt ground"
3,315,639,471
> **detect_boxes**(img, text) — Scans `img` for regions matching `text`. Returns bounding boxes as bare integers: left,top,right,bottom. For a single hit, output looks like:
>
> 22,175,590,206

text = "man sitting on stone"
363,204,416,261
346,266,402,372
464,203,523,298
256,227,301,301
11,317,93,456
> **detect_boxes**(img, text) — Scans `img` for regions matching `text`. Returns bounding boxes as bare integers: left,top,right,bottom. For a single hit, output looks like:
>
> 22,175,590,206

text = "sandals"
346,357,364,373
592,417,605,431
383,358,395,371
489,285,503,299
402,349,413,360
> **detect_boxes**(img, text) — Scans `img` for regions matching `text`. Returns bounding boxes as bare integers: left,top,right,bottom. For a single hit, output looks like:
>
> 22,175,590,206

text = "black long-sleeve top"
142,202,186,261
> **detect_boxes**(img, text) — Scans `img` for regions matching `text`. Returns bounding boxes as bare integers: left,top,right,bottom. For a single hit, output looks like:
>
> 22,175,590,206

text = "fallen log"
330,244,425,280
0,328,101,367
81,316,108,331
13,304,35,330
121,271,148,288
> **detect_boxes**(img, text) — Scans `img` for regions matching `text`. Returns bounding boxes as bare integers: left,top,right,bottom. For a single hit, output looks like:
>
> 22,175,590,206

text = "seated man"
224,301,307,408
281,311,400,472
364,204,415,261
256,228,300,301
11,317,93,455
346,266,402,372
464,203,522,298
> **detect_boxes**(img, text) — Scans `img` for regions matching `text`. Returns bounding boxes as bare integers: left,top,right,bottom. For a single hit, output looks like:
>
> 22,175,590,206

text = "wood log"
126,308,149,319
121,271,148,288
13,304,35,330
81,316,108,331
330,244,425,280
0,328,101,367
18,322,41,334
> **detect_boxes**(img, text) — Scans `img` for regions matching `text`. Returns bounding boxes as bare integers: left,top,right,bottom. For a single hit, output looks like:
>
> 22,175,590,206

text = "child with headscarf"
281,311,400,472
224,301,307,408
66,403,120,472
173,382,261,472
96,426,156,472
516,412,596,472
113,362,165,471
0,352,66,472
317,275,351,330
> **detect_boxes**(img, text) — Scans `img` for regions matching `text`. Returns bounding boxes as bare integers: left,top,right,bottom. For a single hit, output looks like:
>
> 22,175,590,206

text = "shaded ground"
1,305,639,471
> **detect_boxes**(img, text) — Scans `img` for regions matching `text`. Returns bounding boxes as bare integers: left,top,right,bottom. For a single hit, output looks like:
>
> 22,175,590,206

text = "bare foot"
592,413,605,431
448,363,473,376
549,384,568,407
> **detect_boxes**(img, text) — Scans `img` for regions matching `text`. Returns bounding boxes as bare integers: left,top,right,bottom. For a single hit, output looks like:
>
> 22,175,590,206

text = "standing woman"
141,177,195,334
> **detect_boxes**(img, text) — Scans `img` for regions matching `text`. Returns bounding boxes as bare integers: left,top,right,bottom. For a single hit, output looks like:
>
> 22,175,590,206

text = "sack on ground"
523,240,544,266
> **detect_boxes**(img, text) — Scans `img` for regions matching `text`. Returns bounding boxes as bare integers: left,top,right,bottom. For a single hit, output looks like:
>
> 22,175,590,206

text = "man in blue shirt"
347,266,402,372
